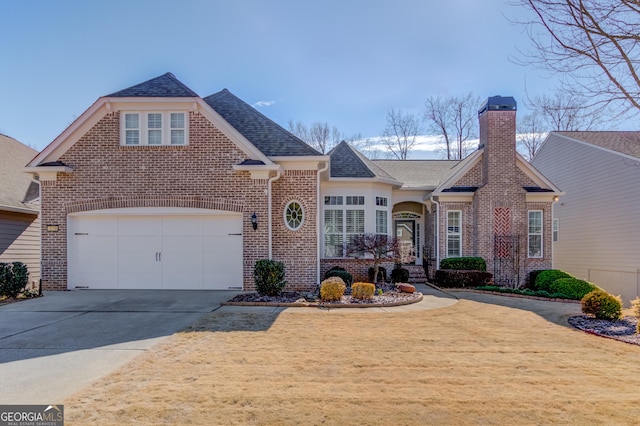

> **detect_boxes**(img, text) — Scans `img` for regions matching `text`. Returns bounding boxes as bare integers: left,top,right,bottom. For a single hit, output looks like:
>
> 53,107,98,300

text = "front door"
395,219,415,264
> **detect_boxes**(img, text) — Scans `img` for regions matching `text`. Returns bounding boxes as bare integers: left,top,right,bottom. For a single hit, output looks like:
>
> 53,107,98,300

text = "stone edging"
446,288,581,304
222,293,423,308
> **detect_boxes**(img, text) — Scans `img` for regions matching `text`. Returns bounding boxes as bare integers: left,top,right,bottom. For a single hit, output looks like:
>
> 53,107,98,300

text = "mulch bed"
568,315,640,346
225,287,422,308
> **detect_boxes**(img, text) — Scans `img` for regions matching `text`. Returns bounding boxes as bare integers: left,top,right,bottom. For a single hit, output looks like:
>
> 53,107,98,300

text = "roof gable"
329,141,375,178
204,89,321,157
0,134,39,214
549,131,640,159
107,72,198,97
373,159,461,189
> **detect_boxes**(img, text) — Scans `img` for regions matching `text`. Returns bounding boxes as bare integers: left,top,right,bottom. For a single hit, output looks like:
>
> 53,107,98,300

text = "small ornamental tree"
347,234,411,284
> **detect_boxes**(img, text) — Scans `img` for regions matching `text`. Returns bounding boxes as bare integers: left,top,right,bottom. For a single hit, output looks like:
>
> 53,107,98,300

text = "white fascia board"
516,152,563,193
433,150,482,192
194,98,273,165
526,192,565,202
268,156,330,170
24,166,73,181
232,164,281,180
27,98,108,167
328,176,403,187
554,132,640,162
0,204,39,215
432,192,475,202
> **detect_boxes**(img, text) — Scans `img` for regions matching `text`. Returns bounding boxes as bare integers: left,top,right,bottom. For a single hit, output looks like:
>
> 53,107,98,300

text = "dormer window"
121,112,188,146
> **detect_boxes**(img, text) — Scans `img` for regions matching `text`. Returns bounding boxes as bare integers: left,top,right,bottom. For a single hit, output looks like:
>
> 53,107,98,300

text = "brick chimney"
478,96,517,186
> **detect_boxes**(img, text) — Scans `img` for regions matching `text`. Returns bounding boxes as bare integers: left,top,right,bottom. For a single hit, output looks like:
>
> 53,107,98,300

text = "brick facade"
435,108,554,286
40,111,318,291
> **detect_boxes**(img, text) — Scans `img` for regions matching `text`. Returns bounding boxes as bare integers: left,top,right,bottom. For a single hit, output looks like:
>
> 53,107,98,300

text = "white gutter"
429,195,440,270
0,204,39,215
267,168,283,259
316,160,330,284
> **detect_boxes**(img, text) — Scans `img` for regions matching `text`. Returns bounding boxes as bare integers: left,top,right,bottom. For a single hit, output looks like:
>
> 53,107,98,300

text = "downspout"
316,160,330,284
430,195,440,271
267,168,282,260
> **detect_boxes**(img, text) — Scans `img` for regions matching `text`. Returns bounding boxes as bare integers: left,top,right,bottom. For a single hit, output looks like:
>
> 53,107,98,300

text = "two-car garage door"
68,208,242,290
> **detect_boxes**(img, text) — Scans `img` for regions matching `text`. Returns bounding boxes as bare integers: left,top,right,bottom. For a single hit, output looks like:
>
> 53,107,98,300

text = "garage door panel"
161,235,204,289
203,215,242,235
69,211,243,290
118,235,159,289
162,217,202,236
74,235,117,289
118,217,159,235
74,217,118,236
203,234,242,289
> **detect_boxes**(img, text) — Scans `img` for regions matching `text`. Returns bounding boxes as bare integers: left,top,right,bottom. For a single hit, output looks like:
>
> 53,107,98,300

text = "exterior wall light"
251,212,258,230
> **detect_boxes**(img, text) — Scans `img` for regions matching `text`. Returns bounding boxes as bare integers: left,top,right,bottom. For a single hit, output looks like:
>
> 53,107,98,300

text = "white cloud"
253,100,276,108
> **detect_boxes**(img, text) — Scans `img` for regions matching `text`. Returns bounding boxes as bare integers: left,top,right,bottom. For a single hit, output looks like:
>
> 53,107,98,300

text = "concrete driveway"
0,289,239,404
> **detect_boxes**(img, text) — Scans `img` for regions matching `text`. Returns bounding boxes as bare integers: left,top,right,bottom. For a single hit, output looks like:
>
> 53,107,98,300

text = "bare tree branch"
381,109,422,160
424,93,480,160
512,0,640,115
517,112,546,160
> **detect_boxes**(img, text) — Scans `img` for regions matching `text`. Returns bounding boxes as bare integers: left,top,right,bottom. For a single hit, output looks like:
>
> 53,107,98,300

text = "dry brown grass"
64,292,640,425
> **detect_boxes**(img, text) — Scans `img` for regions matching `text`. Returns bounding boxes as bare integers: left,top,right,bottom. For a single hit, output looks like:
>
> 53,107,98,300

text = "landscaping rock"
397,283,416,293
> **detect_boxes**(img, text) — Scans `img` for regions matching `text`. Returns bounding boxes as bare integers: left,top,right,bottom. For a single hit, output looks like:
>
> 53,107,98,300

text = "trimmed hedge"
435,270,493,288
324,267,354,287
581,290,622,320
320,277,346,301
390,267,409,283
254,259,287,297
534,269,573,292
440,257,486,271
352,282,375,300
549,278,599,300
475,286,572,299
0,262,29,298
527,270,545,289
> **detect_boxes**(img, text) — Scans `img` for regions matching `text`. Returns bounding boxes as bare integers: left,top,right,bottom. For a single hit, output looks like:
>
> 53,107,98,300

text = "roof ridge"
203,89,322,157
107,72,198,97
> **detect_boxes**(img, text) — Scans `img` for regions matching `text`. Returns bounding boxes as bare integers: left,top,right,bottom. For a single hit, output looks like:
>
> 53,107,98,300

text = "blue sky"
1,0,552,155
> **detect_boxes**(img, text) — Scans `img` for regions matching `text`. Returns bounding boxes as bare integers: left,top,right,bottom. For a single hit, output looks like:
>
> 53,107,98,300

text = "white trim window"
284,200,304,231
528,210,543,258
376,210,388,235
120,111,188,146
323,195,365,258
375,196,388,236
553,218,559,242
447,210,461,257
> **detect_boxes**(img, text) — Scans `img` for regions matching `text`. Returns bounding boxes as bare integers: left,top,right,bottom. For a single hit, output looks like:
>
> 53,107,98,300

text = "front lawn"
64,292,640,425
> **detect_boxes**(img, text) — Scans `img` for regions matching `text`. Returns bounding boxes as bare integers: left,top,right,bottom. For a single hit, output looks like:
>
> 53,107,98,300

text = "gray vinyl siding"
533,134,640,305
0,211,40,288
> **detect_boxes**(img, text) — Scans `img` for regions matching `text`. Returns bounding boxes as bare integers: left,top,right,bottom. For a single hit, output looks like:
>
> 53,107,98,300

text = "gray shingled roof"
204,89,322,157
373,159,461,189
328,141,398,181
554,131,640,159
329,141,374,178
0,134,39,213
107,73,198,97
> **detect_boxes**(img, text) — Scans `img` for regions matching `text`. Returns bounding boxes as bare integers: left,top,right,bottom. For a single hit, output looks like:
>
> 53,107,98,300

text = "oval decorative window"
284,201,304,231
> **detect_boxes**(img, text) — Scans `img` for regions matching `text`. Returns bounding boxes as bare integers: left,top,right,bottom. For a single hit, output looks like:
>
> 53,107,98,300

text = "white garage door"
68,208,242,290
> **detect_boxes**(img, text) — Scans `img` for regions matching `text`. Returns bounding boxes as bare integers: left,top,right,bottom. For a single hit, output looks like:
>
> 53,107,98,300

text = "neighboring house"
26,73,561,291
0,134,40,288
532,131,640,304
